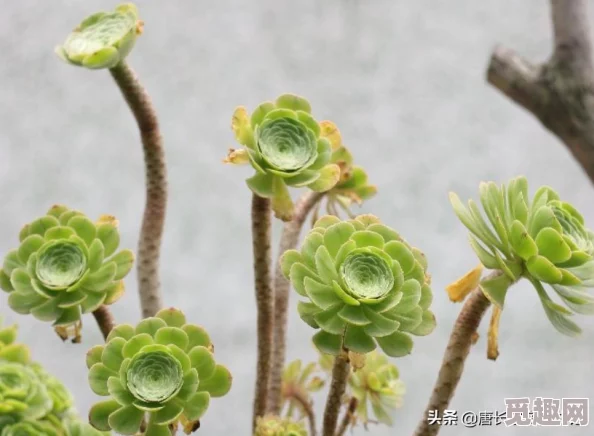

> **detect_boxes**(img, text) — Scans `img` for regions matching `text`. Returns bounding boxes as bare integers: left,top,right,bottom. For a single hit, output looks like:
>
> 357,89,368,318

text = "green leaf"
108,404,144,435
155,327,189,350
351,231,384,249
184,391,211,421
106,324,135,342
107,377,135,406
152,400,184,425
389,306,423,332
183,325,211,349
323,222,356,259
308,164,340,192
67,216,97,246
101,337,126,372
188,346,216,380
84,262,117,292
271,176,294,221
145,421,172,436
338,305,370,326
135,317,167,337
89,399,121,431
531,279,582,337
97,223,120,258
86,345,104,369
344,325,376,353
468,236,500,269
285,170,320,187
509,220,538,261
54,306,81,326
83,47,120,69
479,273,513,308
409,310,436,336
297,301,321,328
384,241,415,275
304,277,341,309
314,304,347,335
534,227,572,264
199,364,232,397
362,306,400,337
280,250,302,279
314,245,339,283
18,235,44,264
250,101,275,127
312,330,342,355
394,280,421,313
275,94,311,113
89,363,117,396
331,280,360,306
376,331,413,357
122,333,154,358
289,263,318,297
177,369,199,401
110,250,135,280
246,172,274,198
526,255,563,284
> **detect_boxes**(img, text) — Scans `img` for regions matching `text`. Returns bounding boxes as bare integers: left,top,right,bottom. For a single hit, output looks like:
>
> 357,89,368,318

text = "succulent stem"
291,388,318,436
91,305,115,341
268,192,325,414
336,397,358,436
251,193,274,430
413,271,501,436
109,61,166,318
322,350,350,436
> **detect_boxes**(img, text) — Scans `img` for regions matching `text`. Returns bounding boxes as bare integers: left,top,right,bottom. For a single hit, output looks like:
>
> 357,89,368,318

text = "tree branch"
486,0,594,183
92,305,115,341
322,352,350,436
109,61,166,318
251,193,274,430
291,389,318,436
413,274,498,436
268,192,324,414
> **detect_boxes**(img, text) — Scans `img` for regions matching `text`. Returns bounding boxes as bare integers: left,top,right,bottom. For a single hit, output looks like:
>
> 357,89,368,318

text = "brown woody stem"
292,389,318,436
109,61,166,318
268,192,324,414
251,194,274,430
336,397,358,436
413,272,501,436
92,305,115,341
322,351,350,436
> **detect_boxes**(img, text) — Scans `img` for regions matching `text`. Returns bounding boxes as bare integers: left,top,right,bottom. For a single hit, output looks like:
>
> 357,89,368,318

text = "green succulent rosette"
0,206,134,336
314,144,378,220
87,308,232,435
254,415,307,436
0,362,53,422
55,3,142,70
450,176,594,336
0,319,30,363
226,94,341,221
280,215,435,357
0,418,109,436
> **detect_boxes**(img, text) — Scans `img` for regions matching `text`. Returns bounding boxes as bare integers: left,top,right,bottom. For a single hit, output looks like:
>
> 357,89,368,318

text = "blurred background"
1,0,593,434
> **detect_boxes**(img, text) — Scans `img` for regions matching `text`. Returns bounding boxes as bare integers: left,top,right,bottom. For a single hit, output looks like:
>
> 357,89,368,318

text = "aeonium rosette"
87,308,232,435
225,94,341,221
0,206,133,340
450,176,594,336
280,215,435,357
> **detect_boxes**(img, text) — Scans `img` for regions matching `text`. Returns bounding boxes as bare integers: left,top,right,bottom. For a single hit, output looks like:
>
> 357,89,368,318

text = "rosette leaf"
0,362,52,421
55,3,142,70
281,215,435,357
87,308,232,435
0,419,62,436
254,415,307,436
0,319,30,364
313,144,378,220
226,94,341,221
0,205,134,339
450,176,594,336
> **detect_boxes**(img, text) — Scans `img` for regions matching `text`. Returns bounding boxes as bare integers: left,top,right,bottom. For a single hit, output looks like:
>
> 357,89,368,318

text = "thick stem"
251,194,274,430
336,397,358,436
322,352,350,436
268,192,324,414
413,274,498,436
292,389,317,436
109,61,166,318
92,305,115,341
487,0,594,184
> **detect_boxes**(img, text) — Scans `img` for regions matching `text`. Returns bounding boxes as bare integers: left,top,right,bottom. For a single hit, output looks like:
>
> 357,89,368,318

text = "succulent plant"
335,351,405,426
280,215,435,357
313,144,377,220
0,361,53,421
0,206,134,338
0,319,30,364
450,176,594,336
55,3,142,70
87,308,232,435
281,359,324,419
0,417,109,436
254,415,307,436
226,94,341,221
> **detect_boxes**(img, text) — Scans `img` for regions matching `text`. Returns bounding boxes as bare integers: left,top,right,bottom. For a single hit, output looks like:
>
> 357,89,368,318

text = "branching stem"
322,351,350,436
91,305,115,341
109,61,166,318
268,192,324,414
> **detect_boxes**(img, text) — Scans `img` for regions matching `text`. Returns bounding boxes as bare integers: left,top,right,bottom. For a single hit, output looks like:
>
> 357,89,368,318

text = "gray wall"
1,1,592,435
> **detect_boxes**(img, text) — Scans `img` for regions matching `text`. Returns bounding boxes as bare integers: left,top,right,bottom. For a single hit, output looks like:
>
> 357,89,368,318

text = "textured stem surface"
322,352,350,436
251,194,274,430
336,397,357,436
109,61,166,318
413,278,496,436
92,305,115,341
487,0,594,183
268,192,324,414
292,389,317,436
